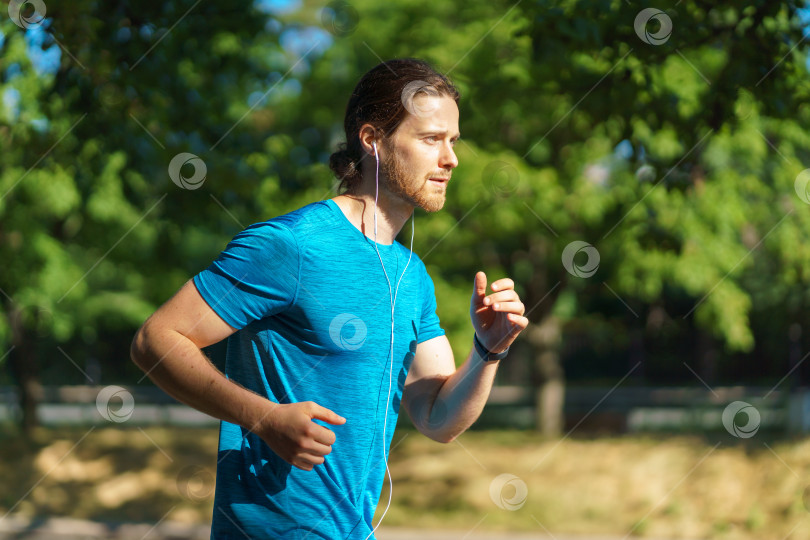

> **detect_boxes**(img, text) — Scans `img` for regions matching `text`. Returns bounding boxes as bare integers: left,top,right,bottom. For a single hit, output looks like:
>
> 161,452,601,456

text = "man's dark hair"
329,58,460,194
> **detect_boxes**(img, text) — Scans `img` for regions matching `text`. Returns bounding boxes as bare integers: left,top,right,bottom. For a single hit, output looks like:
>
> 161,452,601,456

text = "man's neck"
332,186,413,246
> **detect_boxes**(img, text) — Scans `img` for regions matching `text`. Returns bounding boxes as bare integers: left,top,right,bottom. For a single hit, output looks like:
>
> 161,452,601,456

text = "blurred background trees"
2,0,810,436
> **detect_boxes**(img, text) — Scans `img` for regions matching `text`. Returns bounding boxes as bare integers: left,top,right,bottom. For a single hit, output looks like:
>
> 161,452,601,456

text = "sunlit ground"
2,425,810,539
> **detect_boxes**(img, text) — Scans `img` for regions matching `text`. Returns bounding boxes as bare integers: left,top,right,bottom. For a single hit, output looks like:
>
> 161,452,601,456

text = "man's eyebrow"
419,130,462,140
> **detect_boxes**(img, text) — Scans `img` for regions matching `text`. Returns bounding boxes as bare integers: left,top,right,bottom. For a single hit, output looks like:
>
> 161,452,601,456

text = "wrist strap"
473,332,509,362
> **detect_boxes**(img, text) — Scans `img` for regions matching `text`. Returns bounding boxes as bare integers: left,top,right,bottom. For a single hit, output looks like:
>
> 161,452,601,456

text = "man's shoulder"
240,200,331,240
266,199,331,231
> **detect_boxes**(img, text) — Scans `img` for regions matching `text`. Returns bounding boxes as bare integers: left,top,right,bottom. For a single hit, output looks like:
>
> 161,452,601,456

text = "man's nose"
439,141,458,170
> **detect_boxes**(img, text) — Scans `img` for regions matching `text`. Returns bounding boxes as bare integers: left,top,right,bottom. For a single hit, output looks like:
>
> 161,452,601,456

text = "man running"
131,57,528,539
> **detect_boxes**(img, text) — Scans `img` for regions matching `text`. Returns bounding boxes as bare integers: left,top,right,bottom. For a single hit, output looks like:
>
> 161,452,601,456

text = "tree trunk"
7,305,40,436
528,315,564,436
696,330,717,386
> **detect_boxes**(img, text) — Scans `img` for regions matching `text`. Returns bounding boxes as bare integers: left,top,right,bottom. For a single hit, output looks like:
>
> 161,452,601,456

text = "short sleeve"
418,265,445,344
192,221,300,330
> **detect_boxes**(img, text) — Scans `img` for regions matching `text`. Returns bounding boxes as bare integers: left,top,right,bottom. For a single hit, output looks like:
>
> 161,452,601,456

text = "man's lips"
429,177,450,183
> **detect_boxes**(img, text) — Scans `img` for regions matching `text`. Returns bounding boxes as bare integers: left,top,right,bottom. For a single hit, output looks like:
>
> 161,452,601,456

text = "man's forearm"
130,323,275,431
427,340,500,443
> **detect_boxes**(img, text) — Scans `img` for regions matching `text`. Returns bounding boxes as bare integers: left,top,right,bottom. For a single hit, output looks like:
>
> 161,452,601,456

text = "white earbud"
365,133,415,540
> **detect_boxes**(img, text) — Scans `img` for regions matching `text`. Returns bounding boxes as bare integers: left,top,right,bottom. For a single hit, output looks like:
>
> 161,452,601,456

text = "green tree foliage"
280,0,810,430
2,0,810,433
0,0,307,429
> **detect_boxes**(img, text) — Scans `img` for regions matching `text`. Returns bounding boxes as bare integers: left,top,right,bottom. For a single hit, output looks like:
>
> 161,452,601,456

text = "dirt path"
0,515,674,540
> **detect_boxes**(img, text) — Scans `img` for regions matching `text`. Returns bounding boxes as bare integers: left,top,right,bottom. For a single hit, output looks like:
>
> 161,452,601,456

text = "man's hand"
255,401,346,471
470,271,528,354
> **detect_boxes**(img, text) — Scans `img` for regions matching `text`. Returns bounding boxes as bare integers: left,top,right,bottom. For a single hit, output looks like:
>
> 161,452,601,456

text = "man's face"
379,94,460,213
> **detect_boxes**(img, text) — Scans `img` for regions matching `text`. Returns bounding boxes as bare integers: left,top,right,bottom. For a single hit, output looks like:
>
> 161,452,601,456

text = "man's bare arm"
130,279,345,470
402,271,528,443
402,334,498,443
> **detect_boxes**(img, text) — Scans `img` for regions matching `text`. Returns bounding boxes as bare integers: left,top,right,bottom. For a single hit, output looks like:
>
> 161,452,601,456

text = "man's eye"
424,136,437,142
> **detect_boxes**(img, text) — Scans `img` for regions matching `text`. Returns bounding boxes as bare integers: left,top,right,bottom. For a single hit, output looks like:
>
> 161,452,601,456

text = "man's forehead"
400,94,459,133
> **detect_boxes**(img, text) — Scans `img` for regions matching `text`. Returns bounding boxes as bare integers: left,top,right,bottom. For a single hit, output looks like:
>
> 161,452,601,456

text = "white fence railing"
2,385,809,433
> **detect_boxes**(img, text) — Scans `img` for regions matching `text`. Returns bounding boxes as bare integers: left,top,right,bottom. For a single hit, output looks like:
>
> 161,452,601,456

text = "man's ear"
358,124,378,157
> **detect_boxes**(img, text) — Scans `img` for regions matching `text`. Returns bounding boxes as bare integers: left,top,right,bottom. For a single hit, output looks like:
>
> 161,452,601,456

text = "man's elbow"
430,431,462,444
419,423,459,444
433,433,456,444
130,320,155,372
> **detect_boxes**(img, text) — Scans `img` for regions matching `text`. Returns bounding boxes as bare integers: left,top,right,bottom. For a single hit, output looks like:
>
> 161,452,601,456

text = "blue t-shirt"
192,198,445,539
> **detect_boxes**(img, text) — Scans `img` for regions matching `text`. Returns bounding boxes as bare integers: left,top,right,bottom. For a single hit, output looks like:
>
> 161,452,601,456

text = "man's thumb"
474,271,487,296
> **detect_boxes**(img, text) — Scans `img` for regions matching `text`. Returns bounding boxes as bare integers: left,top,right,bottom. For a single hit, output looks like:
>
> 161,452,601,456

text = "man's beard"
379,147,446,213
